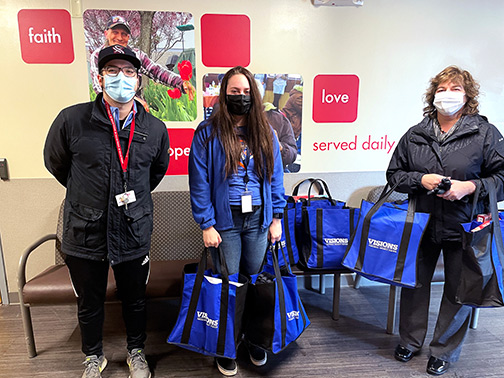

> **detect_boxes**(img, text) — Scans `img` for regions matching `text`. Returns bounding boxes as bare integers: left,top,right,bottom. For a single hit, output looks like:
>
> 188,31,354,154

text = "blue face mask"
103,72,137,103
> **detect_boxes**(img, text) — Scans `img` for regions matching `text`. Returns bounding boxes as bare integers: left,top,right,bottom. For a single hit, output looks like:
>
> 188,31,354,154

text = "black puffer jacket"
44,94,169,265
387,114,504,243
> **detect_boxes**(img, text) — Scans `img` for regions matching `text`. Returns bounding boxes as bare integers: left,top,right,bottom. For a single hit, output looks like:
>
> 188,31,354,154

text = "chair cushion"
23,265,117,304
146,259,199,298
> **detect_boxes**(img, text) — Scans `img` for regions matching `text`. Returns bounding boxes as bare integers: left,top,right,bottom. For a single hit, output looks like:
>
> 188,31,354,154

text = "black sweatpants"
65,254,150,357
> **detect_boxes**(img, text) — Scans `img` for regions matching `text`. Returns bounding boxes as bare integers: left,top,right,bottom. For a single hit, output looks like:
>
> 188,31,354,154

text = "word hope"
169,147,190,160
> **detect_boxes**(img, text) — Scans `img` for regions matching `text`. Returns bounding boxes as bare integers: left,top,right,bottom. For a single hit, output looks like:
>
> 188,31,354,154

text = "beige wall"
2,0,504,298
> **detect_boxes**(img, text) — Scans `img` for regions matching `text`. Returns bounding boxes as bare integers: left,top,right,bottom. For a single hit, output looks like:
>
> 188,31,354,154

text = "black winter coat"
387,114,504,244
44,94,169,265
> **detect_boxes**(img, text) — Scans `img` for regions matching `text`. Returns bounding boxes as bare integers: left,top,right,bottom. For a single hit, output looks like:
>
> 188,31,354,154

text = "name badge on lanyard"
241,190,252,213
239,141,252,213
105,101,137,209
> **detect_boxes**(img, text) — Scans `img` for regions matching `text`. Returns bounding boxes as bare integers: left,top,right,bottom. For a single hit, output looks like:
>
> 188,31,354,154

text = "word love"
28,27,62,44
312,135,396,154
321,89,349,104
313,74,359,123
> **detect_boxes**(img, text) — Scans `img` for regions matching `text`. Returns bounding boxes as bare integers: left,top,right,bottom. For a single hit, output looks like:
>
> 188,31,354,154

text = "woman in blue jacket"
189,66,286,376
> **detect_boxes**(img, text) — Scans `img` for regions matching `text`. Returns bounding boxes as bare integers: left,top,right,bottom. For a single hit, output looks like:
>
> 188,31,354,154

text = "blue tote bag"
296,179,347,269
303,206,359,269
246,243,310,354
267,196,299,266
167,248,248,359
342,183,430,288
456,179,504,308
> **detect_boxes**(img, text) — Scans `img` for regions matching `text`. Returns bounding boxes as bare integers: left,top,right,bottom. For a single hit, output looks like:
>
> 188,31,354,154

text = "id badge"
241,190,252,213
115,190,136,207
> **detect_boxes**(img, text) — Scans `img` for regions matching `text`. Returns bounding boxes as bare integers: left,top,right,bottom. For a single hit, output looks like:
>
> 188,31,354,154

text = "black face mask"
226,94,252,115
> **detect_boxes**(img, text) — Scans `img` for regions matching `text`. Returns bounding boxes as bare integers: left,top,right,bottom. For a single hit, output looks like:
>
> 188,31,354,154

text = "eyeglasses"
102,65,138,78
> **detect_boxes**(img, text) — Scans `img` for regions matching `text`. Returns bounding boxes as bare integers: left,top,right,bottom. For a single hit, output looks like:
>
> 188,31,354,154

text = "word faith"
28,27,62,44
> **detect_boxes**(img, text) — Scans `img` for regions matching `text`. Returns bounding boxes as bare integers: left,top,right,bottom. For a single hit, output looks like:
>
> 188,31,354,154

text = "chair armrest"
17,234,57,302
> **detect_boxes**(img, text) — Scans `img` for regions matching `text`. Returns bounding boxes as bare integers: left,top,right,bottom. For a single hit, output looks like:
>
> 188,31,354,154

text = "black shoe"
426,356,449,376
248,343,267,367
215,357,238,376
394,344,415,362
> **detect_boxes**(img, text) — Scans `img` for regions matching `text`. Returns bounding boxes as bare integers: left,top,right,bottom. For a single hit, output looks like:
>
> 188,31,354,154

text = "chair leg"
332,273,341,320
386,285,400,334
470,307,480,329
319,274,326,295
303,275,313,291
354,274,362,289
20,303,37,357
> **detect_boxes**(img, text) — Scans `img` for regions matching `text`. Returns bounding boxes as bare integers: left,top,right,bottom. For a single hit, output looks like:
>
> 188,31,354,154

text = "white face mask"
103,72,137,103
433,91,466,116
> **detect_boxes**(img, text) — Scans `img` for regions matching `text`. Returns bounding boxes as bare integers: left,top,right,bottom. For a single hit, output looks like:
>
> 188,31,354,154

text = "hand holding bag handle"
181,247,231,356
354,181,417,284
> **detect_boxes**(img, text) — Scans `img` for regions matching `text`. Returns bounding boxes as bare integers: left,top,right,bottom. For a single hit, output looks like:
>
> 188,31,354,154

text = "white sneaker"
215,357,238,376
82,355,107,378
126,348,151,378
248,344,267,366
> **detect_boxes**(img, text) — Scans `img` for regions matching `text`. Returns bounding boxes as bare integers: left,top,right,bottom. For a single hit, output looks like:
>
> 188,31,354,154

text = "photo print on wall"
83,9,197,122
203,73,303,173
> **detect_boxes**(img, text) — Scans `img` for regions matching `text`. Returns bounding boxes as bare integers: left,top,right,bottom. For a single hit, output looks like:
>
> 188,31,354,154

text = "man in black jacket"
44,45,169,378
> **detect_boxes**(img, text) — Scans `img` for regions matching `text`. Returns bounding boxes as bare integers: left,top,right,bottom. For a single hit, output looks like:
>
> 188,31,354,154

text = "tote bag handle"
181,247,231,356
307,178,335,206
354,181,417,284
292,177,326,197
485,178,504,263
269,243,287,349
269,242,309,350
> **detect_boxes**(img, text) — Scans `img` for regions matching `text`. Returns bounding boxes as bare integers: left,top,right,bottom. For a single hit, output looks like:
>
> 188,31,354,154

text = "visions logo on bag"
324,238,348,246
287,310,300,321
367,238,398,253
197,311,219,328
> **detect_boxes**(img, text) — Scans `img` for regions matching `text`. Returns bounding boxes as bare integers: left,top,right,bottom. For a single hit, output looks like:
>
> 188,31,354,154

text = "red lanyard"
105,101,135,176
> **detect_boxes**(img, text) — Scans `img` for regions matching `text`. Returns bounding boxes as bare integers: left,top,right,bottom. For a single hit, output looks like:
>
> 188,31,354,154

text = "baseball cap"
106,15,131,34
98,45,140,71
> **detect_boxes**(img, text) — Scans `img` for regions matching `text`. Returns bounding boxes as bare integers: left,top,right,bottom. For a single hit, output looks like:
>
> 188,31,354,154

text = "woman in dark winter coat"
387,66,504,376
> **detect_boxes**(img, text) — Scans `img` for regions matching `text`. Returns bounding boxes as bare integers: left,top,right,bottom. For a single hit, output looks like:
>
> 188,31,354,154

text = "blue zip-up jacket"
189,119,286,231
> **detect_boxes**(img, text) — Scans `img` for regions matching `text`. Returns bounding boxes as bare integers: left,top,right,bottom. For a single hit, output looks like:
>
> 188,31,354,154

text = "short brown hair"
423,66,480,118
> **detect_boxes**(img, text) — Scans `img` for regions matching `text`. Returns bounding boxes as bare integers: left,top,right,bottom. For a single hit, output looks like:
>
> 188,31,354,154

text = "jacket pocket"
64,200,106,250
124,204,153,248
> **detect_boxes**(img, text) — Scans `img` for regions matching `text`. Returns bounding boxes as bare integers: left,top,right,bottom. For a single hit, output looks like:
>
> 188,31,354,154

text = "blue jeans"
211,206,268,276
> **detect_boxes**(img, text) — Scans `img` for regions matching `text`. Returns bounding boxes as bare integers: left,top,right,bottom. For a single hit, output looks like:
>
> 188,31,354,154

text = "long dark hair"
423,65,480,118
210,66,274,181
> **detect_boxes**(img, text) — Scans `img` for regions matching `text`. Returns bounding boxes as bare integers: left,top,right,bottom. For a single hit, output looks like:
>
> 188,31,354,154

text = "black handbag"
456,178,504,308
246,243,310,353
